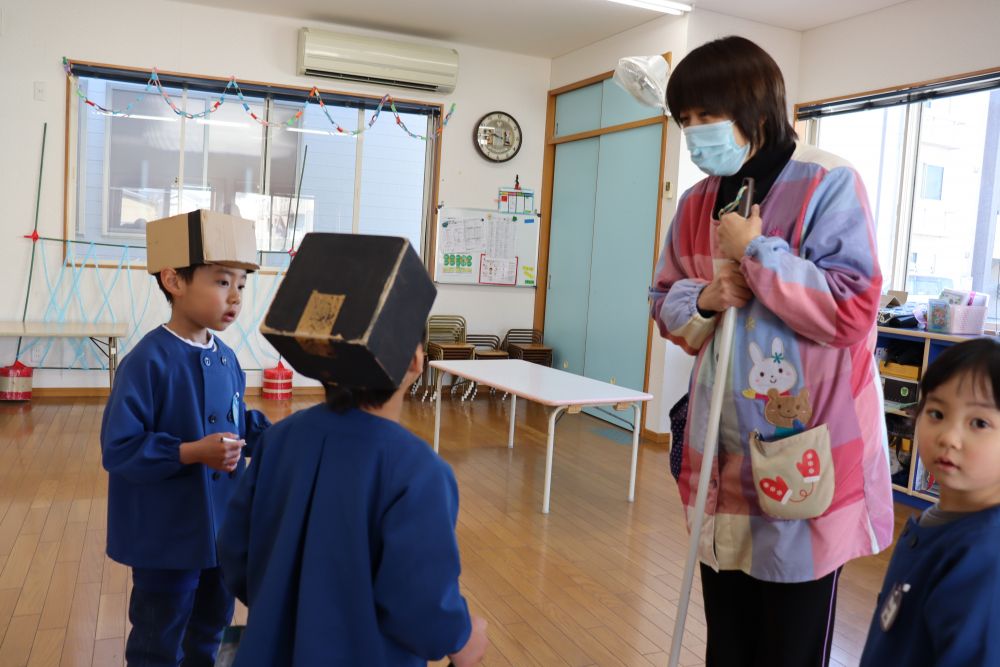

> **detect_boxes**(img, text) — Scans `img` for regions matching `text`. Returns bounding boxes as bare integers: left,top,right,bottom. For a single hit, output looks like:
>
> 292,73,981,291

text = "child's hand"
179,433,244,472
449,615,488,667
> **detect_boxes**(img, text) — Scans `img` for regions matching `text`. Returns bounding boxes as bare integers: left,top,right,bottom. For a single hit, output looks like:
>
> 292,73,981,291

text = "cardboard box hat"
146,210,259,274
261,233,436,390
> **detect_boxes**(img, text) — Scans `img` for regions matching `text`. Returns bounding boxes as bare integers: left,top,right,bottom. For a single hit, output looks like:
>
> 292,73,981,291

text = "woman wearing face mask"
650,36,892,667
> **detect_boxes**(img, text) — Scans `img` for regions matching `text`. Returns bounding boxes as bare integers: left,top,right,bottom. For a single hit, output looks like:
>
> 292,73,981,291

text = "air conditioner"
298,28,458,94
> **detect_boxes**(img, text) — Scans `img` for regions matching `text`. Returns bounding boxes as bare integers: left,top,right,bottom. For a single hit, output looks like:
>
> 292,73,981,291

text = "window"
800,74,1000,323
921,164,944,200
814,106,907,286
70,66,441,268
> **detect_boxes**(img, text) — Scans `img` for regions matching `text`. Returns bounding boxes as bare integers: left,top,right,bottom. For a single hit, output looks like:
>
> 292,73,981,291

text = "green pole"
16,123,47,361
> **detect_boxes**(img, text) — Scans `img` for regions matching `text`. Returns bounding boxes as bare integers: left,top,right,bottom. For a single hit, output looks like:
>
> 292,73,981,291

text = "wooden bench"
0,322,131,388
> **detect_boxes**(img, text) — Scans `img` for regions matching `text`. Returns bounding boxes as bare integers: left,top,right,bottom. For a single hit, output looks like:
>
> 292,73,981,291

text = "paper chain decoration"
63,58,456,141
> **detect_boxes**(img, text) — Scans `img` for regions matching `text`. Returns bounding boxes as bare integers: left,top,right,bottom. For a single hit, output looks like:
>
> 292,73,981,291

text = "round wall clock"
473,111,522,163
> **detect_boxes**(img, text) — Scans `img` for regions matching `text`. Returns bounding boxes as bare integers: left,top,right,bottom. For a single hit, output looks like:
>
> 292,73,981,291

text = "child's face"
917,373,1000,512
172,265,247,332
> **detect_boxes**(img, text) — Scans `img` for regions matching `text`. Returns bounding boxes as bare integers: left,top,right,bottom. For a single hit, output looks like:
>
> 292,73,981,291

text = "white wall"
0,0,549,387
799,0,1000,104
549,13,689,90
687,10,803,112
548,9,801,433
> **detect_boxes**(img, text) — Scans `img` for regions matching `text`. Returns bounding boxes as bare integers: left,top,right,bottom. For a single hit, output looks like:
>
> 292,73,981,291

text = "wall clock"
473,111,522,163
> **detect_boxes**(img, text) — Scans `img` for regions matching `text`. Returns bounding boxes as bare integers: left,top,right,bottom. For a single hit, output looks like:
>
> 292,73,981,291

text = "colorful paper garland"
63,58,455,141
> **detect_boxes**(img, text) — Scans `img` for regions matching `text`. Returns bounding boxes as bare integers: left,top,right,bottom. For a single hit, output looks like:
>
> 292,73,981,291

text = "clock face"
474,111,522,163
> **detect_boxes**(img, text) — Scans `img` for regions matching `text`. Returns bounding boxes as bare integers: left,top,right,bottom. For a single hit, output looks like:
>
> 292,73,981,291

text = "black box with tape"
882,375,919,406
260,233,437,390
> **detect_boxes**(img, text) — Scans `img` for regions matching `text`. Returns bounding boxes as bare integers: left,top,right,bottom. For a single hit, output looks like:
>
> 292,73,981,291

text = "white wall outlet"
33,81,46,102
29,344,44,364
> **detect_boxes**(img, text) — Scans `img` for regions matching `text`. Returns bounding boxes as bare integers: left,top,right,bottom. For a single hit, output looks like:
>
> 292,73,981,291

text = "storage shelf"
880,372,919,384
878,326,957,512
884,399,918,415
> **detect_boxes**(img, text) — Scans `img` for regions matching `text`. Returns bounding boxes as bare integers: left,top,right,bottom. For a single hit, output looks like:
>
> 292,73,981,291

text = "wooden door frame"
534,54,671,402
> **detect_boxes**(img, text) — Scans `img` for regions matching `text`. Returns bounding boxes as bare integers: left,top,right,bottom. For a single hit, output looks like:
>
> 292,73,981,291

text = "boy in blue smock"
218,233,488,666
101,210,271,666
861,338,1000,666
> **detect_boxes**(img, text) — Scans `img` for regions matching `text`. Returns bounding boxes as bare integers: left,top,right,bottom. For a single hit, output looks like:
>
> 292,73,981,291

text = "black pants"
700,563,842,667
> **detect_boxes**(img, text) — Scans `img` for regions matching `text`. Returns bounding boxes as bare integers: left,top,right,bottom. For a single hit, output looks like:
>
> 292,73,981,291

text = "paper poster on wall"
520,265,536,286
442,253,473,273
434,208,538,288
479,255,518,286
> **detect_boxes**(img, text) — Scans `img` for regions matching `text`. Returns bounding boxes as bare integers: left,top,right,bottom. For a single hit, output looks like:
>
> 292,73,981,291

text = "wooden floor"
0,393,915,667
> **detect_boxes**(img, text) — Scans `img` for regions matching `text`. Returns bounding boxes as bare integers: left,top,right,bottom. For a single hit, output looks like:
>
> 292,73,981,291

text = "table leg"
507,395,517,449
433,370,444,453
628,402,643,502
108,336,118,389
542,406,567,514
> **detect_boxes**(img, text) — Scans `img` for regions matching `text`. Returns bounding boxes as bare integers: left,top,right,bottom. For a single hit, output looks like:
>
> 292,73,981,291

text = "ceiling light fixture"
607,0,693,15
287,127,357,138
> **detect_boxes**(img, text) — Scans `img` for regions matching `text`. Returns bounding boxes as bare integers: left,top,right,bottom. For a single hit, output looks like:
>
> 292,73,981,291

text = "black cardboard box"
260,233,436,389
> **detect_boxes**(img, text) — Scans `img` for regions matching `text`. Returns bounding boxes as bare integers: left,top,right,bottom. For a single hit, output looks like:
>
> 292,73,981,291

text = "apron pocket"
750,425,834,520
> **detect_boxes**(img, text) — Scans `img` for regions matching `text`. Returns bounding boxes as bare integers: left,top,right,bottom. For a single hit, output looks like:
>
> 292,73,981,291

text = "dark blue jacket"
860,504,1000,666
217,405,471,666
100,326,270,569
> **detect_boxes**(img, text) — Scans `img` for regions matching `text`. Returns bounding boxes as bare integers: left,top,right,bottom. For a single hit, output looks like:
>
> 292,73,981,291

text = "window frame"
63,59,445,275
795,66,1000,318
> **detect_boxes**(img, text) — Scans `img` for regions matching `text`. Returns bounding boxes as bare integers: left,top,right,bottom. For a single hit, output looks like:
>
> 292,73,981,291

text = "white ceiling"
171,0,910,58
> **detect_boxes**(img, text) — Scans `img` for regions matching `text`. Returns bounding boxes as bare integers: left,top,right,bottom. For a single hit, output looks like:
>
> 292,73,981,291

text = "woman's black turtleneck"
695,138,797,318
712,138,796,220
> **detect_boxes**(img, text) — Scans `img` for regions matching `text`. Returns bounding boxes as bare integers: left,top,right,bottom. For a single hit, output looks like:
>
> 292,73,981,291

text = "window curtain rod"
68,62,441,116
797,71,1000,120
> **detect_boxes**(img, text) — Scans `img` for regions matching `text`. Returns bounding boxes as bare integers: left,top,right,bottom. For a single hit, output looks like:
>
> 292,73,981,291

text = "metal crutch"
667,177,755,667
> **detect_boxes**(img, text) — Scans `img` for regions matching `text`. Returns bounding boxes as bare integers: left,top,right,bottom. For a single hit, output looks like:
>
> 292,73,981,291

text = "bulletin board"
434,208,538,288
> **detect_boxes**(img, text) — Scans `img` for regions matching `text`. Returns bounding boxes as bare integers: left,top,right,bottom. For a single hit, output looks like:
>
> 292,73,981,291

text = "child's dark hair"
154,265,199,304
323,327,427,413
918,338,1000,413
666,35,797,152
324,384,399,413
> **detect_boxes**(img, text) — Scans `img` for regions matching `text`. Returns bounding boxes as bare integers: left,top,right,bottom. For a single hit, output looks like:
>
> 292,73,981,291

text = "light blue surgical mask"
682,120,750,177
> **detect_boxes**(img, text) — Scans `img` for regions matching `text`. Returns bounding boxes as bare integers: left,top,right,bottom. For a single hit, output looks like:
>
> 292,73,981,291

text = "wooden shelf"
879,327,964,510
880,371,919,384
877,326,989,344
892,484,938,504
884,399,918,415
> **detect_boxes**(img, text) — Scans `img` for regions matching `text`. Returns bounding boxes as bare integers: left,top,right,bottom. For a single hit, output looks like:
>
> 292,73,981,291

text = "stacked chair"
461,334,509,400
503,328,553,367
421,315,474,401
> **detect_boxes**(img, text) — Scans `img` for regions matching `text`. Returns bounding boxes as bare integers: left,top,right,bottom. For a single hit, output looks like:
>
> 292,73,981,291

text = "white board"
434,208,538,288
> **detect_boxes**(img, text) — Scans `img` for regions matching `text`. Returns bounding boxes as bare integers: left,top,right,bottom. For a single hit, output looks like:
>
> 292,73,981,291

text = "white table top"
430,359,653,407
0,321,130,338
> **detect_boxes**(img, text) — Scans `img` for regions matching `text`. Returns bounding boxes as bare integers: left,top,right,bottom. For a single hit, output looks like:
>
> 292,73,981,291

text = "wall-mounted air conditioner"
298,28,459,94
